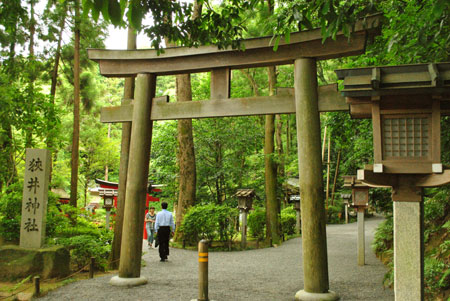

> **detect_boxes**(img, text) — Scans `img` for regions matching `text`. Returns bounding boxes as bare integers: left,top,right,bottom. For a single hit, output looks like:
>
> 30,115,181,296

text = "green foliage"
326,199,344,224
369,188,392,214
180,204,238,246
247,208,266,241
84,0,258,51
280,207,296,236
372,216,393,257
55,233,112,271
49,204,113,271
272,0,378,48
424,257,450,298
0,182,23,242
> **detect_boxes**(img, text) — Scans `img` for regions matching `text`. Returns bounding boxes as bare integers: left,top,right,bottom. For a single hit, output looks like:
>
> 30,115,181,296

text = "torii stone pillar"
110,73,156,286
294,58,338,300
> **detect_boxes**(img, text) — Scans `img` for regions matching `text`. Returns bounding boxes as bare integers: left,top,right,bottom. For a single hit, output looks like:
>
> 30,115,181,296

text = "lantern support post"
356,207,365,266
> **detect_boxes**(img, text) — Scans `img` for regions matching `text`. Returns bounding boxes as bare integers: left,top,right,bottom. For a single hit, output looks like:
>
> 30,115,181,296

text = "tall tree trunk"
47,4,67,182
165,1,201,242
265,65,281,245
0,124,17,190
286,117,290,161
276,114,285,208
0,4,20,189
25,0,36,148
174,73,197,241
49,5,67,104
110,27,136,269
70,0,80,207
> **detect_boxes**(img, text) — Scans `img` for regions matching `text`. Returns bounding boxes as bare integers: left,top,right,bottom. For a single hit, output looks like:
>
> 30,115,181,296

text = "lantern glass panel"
382,115,430,160
105,197,113,207
354,189,368,206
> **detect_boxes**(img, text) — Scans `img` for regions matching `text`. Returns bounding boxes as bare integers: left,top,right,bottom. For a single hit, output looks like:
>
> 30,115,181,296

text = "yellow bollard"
198,240,209,301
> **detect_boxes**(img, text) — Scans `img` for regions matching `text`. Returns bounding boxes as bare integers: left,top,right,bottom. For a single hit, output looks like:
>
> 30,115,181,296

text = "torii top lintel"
88,15,381,77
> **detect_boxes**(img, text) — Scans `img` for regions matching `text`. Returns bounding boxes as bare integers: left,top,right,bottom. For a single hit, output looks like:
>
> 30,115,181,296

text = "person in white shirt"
154,202,175,262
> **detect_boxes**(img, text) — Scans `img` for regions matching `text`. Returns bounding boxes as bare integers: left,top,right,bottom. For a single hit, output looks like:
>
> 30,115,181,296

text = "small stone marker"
20,149,51,249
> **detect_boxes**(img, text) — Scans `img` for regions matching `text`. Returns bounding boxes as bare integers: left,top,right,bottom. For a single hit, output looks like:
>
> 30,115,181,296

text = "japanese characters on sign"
20,149,51,249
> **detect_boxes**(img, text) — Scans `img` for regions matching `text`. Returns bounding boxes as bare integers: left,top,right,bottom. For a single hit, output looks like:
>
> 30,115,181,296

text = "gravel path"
39,216,394,300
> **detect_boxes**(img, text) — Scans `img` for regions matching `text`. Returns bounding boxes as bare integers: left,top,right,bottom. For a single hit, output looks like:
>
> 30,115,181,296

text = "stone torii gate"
88,15,381,300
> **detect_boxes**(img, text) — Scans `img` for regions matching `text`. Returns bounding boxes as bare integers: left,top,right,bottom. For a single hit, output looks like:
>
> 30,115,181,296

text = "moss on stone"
0,245,70,280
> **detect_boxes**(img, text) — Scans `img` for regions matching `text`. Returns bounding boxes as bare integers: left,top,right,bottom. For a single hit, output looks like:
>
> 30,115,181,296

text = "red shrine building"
95,179,162,239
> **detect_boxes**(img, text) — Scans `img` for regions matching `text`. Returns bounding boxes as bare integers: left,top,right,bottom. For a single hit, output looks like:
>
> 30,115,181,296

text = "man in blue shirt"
155,202,175,262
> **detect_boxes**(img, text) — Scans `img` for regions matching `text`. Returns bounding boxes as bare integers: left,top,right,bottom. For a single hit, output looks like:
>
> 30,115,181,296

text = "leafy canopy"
83,0,258,51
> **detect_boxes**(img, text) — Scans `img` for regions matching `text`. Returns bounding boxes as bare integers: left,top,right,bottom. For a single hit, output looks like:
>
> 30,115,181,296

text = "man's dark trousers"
158,226,170,260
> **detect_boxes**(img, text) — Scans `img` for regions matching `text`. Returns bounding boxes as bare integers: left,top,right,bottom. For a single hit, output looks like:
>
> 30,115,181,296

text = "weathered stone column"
345,203,348,224
393,197,424,300
357,207,365,266
241,209,247,249
294,58,337,300
110,73,155,287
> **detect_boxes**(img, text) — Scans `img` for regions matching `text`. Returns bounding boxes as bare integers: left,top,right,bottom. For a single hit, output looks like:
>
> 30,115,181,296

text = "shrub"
326,199,344,224
49,204,113,271
0,182,23,242
281,206,296,216
181,204,238,246
55,231,113,271
372,215,393,256
280,206,297,236
247,208,266,241
280,212,296,236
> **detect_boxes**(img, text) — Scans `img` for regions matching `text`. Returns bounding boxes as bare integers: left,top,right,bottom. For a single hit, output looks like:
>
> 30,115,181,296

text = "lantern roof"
343,175,369,189
98,188,118,197
335,62,450,98
234,189,256,198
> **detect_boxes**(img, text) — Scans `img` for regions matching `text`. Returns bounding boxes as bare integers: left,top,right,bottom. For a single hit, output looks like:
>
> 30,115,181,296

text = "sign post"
20,149,51,249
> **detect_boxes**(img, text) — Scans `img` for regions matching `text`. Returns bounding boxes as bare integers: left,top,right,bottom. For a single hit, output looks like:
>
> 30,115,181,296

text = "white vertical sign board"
20,149,51,249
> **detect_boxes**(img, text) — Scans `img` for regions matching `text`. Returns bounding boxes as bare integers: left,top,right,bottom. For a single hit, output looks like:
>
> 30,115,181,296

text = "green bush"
280,212,296,236
247,208,266,241
47,204,113,271
372,215,393,256
181,204,238,246
55,231,113,271
0,182,23,242
281,206,296,216
424,257,449,298
280,206,297,236
326,199,344,224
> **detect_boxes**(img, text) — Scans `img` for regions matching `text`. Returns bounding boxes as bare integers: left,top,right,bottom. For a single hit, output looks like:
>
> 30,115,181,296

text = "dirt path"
38,216,394,300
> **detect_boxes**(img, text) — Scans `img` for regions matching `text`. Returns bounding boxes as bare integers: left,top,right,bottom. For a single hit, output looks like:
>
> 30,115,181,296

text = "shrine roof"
335,62,450,98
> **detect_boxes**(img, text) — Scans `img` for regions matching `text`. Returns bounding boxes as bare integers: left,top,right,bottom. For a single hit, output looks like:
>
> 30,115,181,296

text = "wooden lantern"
340,193,352,205
336,63,450,174
343,175,369,207
234,189,256,211
289,195,301,211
